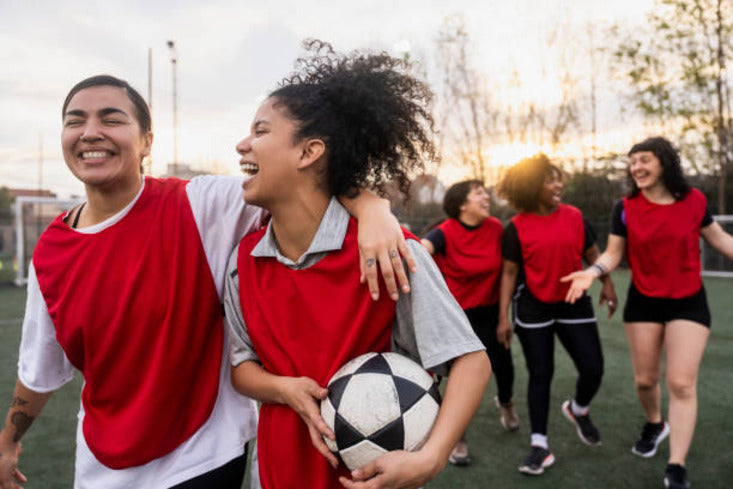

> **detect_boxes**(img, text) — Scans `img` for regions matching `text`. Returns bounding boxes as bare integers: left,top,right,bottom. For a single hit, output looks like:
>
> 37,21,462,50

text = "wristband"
591,263,607,277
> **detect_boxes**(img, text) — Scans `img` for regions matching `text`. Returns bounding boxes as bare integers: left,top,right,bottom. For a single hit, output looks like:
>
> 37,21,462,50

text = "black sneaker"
632,421,669,458
561,400,601,446
518,446,555,475
664,464,690,489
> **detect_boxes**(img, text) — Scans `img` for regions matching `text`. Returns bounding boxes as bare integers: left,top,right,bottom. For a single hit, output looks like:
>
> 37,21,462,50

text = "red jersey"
435,218,503,309
237,219,416,489
511,204,585,303
624,188,707,298
32,178,222,469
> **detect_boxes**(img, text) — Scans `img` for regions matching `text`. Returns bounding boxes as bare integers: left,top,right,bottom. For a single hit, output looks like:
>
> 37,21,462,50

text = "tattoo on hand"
366,258,376,268
11,412,34,443
11,397,29,408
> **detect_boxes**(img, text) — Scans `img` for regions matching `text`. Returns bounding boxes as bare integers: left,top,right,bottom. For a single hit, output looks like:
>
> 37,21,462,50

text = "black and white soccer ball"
320,352,441,471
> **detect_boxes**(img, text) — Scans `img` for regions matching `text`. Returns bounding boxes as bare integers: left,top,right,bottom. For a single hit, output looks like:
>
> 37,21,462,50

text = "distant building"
163,163,210,179
8,188,56,199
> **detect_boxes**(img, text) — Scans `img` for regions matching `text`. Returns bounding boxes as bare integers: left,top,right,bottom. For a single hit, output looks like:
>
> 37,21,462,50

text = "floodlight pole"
167,40,178,176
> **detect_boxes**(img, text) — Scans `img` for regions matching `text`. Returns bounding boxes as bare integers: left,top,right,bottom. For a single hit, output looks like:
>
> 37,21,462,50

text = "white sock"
531,433,548,449
571,399,589,416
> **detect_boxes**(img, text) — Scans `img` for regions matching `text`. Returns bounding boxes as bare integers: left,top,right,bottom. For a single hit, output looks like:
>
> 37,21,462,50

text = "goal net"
701,215,733,278
9,196,82,286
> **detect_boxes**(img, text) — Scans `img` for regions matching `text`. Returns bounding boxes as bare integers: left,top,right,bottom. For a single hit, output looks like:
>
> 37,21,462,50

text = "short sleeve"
610,200,626,237
701,208,713,228
392,240,484,377
501,221,522,264
423,228,446,256
583,219,597,251
17,264,74,393
186,175,267,297
222,245,261,367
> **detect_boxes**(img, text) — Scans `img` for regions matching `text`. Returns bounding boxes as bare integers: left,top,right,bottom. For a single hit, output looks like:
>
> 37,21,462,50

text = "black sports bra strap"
72,202,86,229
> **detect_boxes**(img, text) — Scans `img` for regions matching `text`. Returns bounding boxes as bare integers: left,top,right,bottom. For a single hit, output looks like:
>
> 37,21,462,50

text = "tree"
613,0,732,213
434,15,496,182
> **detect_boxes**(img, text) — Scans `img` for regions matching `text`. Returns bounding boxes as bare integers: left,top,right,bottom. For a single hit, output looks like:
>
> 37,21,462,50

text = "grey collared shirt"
223,197,483,377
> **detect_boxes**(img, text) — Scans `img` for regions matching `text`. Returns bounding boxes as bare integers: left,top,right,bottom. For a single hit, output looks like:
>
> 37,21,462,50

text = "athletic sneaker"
561,400,601,446
664,464,690,489
632,421,669,458
518,446,555,475
448,439,470,466
494,396,520,432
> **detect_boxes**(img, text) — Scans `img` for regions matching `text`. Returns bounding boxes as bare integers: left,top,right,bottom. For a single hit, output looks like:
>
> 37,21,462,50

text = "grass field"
1,270,731,488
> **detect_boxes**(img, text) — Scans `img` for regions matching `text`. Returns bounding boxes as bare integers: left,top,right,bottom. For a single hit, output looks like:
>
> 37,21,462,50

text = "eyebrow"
64,107,130,119
252,120,270,129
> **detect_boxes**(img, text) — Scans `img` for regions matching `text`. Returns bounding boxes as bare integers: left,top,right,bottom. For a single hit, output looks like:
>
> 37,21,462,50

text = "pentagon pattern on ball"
321,352,441,471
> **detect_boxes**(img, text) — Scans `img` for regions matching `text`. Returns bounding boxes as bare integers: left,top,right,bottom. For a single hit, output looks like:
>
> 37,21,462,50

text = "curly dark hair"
496,154,561,212
62,75,151,133
627,137,690,200
268,39,437,199
443,179,484,219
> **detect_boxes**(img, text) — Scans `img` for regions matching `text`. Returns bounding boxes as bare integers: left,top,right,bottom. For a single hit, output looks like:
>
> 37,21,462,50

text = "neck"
269,189,331,262
82,174,144,226
640,183,674,204
458,214,485,227
535,202,557,216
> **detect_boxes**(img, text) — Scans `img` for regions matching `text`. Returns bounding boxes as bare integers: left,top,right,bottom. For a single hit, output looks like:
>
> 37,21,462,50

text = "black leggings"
516,322,603,435
465,304,514,404
169,443,249,489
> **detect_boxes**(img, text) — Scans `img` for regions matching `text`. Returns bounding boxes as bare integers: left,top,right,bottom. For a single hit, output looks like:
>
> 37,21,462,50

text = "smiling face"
61,85,151,191
459,184,490,223
537,169,563,211
235,97,309,209
629,150,664,192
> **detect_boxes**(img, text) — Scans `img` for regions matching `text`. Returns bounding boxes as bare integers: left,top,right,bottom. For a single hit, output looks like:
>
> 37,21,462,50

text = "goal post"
13,196,83,286
701,215,733,278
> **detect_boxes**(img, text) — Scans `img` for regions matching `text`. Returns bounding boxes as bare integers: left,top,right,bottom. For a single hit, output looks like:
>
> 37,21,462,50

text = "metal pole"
167,40,178,176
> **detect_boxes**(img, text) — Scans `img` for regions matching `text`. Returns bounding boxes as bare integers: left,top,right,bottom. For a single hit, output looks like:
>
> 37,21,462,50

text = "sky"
0,0,655,198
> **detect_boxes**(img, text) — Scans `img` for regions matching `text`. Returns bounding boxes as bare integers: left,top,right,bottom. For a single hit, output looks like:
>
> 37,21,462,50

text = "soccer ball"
320,352,441,471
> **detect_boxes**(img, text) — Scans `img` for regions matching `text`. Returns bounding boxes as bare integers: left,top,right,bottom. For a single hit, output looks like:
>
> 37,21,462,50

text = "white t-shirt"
18,175,264,489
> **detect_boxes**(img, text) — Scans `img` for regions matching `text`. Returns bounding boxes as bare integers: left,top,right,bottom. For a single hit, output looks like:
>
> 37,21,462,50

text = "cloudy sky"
0,0,654,198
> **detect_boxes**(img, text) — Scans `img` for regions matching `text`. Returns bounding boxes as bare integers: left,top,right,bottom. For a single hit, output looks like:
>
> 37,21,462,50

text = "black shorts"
513,284,595,329
623,283,711,328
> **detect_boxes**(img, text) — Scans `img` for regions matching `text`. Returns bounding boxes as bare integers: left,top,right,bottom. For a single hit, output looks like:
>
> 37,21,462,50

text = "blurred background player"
421,179,519,466
563,137,733,489
496,154,617,476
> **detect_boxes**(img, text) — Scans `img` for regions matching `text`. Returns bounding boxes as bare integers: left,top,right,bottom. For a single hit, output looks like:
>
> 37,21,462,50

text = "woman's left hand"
339,450,439,489
357,208,416,302
599,279,618,318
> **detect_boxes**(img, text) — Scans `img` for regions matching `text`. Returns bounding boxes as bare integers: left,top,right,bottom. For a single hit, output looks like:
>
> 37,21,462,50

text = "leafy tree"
613,0,732,213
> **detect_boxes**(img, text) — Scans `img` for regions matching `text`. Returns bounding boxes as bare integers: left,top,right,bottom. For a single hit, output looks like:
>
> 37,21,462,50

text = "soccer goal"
701,215,733,278
12,196,83,286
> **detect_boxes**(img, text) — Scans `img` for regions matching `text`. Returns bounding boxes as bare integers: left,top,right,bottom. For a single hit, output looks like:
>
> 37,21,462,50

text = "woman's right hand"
496,317,513,349
280,377,339,469
0,440,26,489
561,270,595,304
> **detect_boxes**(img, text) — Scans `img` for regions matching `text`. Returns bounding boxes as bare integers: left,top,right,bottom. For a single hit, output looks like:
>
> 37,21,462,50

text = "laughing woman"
496,154,617,476
563,137,733,489
223,41,490,489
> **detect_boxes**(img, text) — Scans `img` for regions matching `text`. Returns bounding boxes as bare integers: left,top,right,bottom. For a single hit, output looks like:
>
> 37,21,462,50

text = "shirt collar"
251,197,349,267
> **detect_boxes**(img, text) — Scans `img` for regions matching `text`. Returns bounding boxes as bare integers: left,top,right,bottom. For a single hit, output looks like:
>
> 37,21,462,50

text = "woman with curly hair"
223,41,491,489
562,137,733,489
496,154,617,476
422,180,519,466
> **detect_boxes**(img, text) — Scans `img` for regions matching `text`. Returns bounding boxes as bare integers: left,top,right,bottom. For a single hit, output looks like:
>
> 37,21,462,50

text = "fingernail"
402,284,410,292
371,293,378,300
391,293,399,301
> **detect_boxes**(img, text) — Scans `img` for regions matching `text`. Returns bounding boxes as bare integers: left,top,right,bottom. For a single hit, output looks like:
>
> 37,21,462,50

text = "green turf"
1,271,731,488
